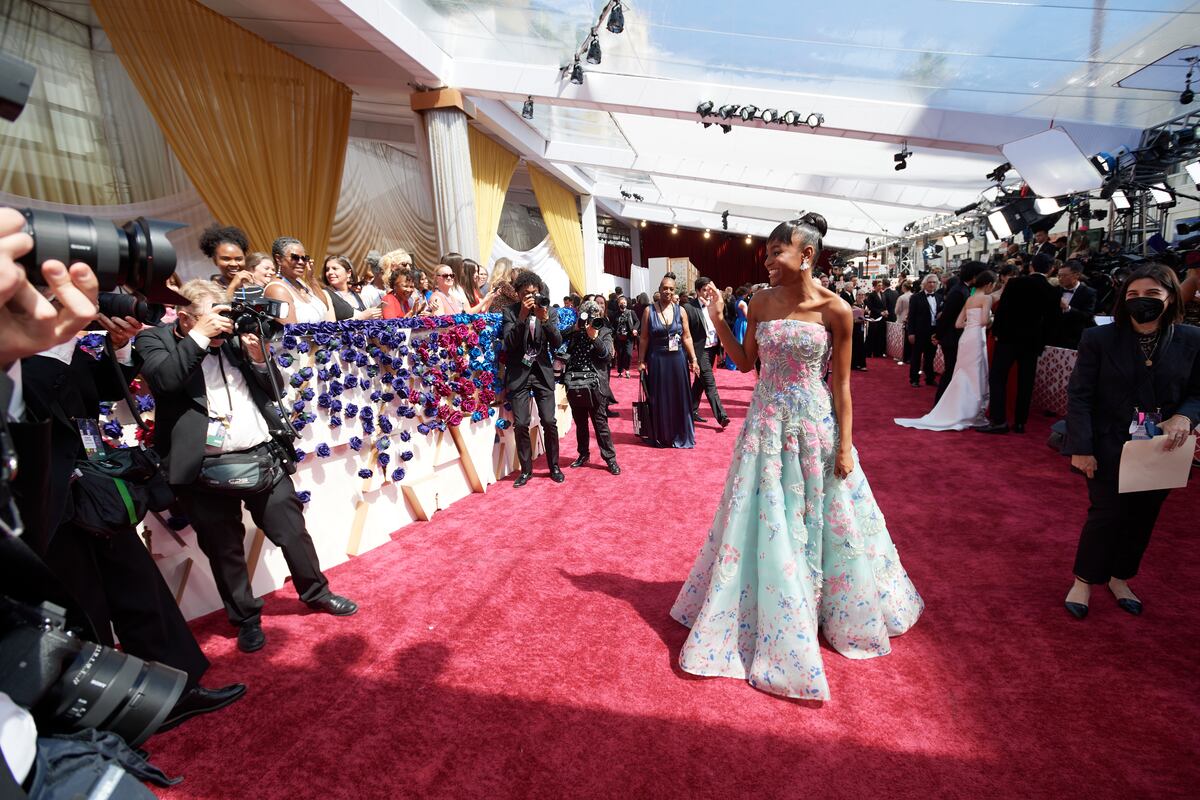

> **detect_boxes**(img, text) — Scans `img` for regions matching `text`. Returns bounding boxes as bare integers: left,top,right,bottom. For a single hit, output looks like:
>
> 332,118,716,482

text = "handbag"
196,444,282,497
564,367,598,411
633,370,654,441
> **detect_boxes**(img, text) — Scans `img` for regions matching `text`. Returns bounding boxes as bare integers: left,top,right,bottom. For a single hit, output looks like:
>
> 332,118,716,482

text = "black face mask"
1126,296,1166,325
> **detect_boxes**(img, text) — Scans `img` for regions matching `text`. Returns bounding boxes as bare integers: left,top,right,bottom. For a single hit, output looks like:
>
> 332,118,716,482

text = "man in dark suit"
1030,228,1057,259
905,274,942,387
682,277,729,427
980,253,1062,433
838,276,858,307
501,270,564,487
864,279,888,357
1053,259,1097,349
933,261,983,401
137,280,357,654
883,278,899,323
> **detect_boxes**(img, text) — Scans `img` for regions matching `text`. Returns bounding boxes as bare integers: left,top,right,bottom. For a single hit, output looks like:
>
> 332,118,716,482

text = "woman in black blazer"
1063,264,1200,619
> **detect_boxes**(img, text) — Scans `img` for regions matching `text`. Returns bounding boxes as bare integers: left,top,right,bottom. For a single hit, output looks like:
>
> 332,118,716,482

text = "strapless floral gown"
670,319,923,700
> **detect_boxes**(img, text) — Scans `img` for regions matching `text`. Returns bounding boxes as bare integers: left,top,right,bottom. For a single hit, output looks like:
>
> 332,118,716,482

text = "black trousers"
616,337,634,373
909,333,936,384
44,523,210,689
988,340,1040,426
935,334,961,402
851,322,867,369
691,345,726,420
867,321,888,357
570,392,616,463
510,380,560,474
178,471,330,627
1073,478,1170,584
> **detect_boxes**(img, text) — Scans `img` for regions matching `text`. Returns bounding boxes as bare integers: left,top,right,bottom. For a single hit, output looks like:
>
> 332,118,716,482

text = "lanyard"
213,351,236,418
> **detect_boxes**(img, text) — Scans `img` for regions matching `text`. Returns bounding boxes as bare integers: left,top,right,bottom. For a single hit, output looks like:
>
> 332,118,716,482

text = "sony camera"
0,596,186,747
17,208,185,304
220,286,289,336
97,291,167,326
534,293,551,308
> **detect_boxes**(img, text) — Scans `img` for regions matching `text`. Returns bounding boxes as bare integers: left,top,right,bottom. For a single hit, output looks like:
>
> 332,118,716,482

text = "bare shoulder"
819,290,851,325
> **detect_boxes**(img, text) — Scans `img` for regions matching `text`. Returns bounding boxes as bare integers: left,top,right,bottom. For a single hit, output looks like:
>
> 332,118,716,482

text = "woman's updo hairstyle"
974,269,997,289
271,236,303,262
199,225,250,258
768,212,828,264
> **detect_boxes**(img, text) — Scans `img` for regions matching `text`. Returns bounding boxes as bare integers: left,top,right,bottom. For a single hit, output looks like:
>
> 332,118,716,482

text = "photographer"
501,270,563,487
612,294,639,378
564,300,620,475
1062,264,1200,619
136,280,357,653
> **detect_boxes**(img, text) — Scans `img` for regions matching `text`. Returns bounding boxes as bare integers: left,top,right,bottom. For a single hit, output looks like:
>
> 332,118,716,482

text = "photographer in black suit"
934,262,983,402
565,299,620,475
1052,259,1097,349
1062,264,1200,619
136,280,357,654
683,277,729,427
980,253,1061,433
905,274,942,387
501,270,564,487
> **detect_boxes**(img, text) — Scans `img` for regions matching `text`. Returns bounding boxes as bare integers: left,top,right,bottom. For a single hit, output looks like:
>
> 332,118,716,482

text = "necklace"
1137,330,1160,367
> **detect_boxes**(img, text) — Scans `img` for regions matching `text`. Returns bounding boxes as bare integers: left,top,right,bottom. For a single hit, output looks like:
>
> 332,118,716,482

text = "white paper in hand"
1118,435,1196,494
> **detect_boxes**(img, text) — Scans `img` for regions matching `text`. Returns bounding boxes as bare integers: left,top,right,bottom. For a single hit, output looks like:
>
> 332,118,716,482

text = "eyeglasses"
288,253,312,264
436,272,453,279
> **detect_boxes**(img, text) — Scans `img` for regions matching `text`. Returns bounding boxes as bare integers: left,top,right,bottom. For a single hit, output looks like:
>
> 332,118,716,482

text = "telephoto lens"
97,292,167,326
17,209,185,304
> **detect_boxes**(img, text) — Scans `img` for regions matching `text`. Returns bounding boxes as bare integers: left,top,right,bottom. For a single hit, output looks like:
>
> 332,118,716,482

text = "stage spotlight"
760,108,779,124
1111,189,1131,210
739,105,758,122
1149,182,1176,208
721,210,729,230
720,124,732,134
570,59,584,85
522,96,534,119
1090,209,1108,221
697,101,714,117
1181,57,1197,104
1178,220,1200,235
671,224,679,234
639,220,647,228
894,142,912,171
1089,153,1115,175
1186,159,1200,186
783,110,801,125
987,209,1013,239
607,1,625,34
718,104,739,120
986,162,1011,182
804,113,824,129
703,229,711,239
1034,198,1062,215
745,235,753,244
586,34,602,65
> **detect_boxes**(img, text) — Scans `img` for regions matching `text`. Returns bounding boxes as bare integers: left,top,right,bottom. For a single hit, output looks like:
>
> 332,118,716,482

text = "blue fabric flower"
357,468,373,479
400,450,414,461
302,388,315,401
316,443,332,458
295,491,312,504
345,403,358,418
102,419,123,439
391,468,405,482
379,416,393,433
399,430,411,442
378,453,390,468
136,395,155,412
329,416,342,428
294,448,307,462
349,436,363,451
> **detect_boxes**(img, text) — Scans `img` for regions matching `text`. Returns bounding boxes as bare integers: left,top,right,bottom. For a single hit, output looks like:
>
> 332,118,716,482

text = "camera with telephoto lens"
0,596,187,747
219,285,288,337
16,208,185,304
97,291,167,326
534,293,551,308
577,311,605,329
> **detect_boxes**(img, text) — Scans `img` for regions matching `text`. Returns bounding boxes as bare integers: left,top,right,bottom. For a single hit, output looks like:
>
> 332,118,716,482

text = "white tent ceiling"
62,0,1200,247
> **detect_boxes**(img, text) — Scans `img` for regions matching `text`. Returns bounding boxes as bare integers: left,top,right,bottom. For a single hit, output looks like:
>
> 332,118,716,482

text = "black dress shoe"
569,454,588,468
513,472,532,488
1013,423,1026,434
307,593,358,616
606,409,619,418
549,468,565,483
606,460,621,475
692,413,705,423
1064,601,1089,620
237,621,266,653
977,422,1009,434
1110,587,1143,616
717,416,731,428
157,683,247,733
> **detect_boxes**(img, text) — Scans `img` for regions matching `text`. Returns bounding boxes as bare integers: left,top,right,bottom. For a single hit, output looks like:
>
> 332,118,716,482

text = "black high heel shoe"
1109,586,1143,616
1064,601,1089,620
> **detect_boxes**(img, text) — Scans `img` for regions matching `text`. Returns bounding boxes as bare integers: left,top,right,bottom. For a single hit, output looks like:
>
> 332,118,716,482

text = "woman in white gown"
895,270,996,431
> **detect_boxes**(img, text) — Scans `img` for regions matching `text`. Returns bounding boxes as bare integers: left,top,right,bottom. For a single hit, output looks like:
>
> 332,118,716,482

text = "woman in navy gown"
636,272,698,448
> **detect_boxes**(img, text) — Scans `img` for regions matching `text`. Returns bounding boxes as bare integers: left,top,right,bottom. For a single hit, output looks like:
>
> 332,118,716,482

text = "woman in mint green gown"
670,214,923,701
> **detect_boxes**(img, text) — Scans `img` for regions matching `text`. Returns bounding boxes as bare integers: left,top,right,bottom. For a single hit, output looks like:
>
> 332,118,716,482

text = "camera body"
534,293,551,308
0,596,186,747
577,311,606,330
220,286,288,335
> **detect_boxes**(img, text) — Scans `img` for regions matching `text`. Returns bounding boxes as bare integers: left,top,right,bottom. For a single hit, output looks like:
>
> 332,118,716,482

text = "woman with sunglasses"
265,237,334,324
428,264,465,316
322,255,383,321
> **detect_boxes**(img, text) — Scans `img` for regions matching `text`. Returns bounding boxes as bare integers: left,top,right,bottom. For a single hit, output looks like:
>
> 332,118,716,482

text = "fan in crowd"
321,255,383,321
265,236,333,324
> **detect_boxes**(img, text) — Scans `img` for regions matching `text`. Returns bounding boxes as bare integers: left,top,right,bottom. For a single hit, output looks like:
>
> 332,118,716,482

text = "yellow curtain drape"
528,165,586,294
91,0,352,259
467,127,519,267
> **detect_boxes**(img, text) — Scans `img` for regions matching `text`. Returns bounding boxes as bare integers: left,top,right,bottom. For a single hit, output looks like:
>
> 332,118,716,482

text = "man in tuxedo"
838,276,858,307
933,261,983,401
137,280,357,653
905,274,942,387
501,270,564,487
864,279,889,357
1030,228,1057,259
1052,259,1097,349
980,253,1062,433
683,277,729,428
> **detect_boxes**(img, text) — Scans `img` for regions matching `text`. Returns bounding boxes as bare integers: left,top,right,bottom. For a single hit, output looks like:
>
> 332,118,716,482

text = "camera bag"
633,371,654,441
196,444,282,497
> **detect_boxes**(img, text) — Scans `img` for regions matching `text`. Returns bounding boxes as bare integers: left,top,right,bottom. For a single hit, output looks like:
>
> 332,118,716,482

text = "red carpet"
147,357,1199,799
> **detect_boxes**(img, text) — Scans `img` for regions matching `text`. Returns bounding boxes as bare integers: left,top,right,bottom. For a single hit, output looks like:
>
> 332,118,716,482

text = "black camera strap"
104,336,150,433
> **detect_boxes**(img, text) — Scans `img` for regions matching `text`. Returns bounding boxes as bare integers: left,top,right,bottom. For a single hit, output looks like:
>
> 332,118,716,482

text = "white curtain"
630,265,652,301
424,108,478,258
490,235,571,306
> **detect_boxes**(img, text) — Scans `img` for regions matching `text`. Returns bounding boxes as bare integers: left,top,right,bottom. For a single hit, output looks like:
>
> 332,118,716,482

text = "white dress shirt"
189,331,273,454
697,299,718,347
925,292,938,321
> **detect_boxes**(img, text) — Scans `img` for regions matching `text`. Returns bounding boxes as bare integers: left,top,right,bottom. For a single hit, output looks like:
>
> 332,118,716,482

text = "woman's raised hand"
702,284,724,321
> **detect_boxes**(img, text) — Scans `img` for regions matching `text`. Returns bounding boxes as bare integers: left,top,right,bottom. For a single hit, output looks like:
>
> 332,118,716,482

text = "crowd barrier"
103,313,574,620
